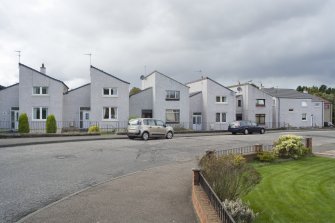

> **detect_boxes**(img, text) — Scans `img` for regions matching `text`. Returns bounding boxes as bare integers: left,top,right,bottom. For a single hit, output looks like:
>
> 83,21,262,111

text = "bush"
257,151,277,162
199,154,261,200
273,135,308,159
223,198,257,223
88,125,100,133
46,115,57,133
18,113,30,133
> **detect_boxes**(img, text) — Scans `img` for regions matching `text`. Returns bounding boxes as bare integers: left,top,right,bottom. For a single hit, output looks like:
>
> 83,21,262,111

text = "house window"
255,114,265,125
166,90,180,101
215,112,227,123
314,102,320,107
302,113,307,121
216,96,227,103
33,107,48,120
289,108,294,112
102,88,118,96
238,100,242,107
103,107,118,120
166,109,180,123
325,104,330,109
256,99,265,107
33,86,48,95
301,101,308,107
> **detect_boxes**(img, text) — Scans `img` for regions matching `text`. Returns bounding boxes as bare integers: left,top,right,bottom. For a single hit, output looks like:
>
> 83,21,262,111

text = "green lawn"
244,156,335,223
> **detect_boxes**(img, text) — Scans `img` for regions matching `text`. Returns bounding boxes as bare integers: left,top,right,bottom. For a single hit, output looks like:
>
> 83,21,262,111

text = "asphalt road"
0,130,334,223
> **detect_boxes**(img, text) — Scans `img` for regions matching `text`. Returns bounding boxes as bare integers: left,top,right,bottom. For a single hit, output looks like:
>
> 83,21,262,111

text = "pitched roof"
144,70,189,88
90,66,130,84
309,94,329,103
63,83,91,95
261,88,313,99
0,83,19,91
19,63,69,89
189,91,202,97
187,77,234,92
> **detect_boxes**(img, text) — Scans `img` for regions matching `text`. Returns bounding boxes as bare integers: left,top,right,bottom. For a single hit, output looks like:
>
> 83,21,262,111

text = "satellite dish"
140,75,145,80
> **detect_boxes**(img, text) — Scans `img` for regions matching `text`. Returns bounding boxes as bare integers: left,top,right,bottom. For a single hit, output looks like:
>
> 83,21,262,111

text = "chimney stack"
40,63,46,74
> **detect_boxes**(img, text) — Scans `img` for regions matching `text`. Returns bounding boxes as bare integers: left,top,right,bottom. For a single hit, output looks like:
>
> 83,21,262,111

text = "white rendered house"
129,71,190,128
187,77,236,131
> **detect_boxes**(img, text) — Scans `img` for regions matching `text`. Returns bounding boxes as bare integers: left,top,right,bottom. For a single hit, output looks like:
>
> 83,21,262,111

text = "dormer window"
166,90,180,101
33,86,48,95
103,88,118,97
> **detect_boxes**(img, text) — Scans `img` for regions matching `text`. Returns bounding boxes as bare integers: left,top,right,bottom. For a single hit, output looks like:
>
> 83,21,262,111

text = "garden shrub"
18,113,30,133
199,154,261,200
273,135,308,159
46,115,57,133
223,198,257,223
88,125,100,133
257,151,277,162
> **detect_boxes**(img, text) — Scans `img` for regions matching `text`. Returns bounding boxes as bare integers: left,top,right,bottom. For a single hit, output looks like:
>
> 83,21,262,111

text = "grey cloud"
0,0,334,89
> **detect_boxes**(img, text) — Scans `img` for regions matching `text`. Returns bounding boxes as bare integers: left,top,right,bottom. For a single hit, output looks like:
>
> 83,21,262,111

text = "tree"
18,113,30,133
129,87,141,96
319,85,327,93
46,114,57,133
296,86,303,92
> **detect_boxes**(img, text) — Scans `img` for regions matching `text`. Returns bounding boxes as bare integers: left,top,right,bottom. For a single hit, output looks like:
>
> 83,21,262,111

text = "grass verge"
244,156,335,223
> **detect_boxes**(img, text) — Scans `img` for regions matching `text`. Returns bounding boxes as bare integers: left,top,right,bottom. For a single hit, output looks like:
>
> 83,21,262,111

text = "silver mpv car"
127,118,174,140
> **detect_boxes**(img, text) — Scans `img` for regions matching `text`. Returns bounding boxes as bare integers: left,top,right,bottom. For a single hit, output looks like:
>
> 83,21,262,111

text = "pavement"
0,132,230,148
18,161,198,223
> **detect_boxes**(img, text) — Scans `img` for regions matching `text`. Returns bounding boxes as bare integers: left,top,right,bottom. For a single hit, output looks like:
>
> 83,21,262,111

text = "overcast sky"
1,0,334,90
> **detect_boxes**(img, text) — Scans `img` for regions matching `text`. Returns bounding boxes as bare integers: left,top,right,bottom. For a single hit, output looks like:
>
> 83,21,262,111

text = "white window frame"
102,88,118,97
302,113,307,121
32,107,48,121
166,90,180,100
301,101,308,107
237,99,242,107
256,99,265,107
166,109,180,123
102,107,118,120
216,96,228,104
32,86,49,96
215,112,227,123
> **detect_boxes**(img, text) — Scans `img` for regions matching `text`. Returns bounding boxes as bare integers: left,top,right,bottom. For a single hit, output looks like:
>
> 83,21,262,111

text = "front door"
11,110,19,130
192,113,202,131
80,110,90,129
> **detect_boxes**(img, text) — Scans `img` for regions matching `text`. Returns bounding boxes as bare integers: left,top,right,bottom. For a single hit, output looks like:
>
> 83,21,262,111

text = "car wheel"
260,128,265,134
166,131,173,139
142,132,149,141
244,129,249,135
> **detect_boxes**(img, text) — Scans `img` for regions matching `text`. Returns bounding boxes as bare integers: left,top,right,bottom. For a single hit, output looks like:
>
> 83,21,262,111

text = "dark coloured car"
228,120,265,135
